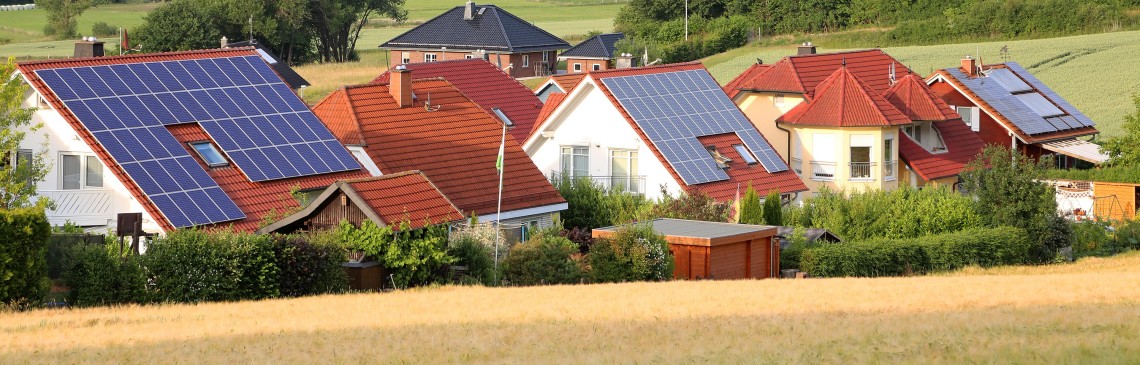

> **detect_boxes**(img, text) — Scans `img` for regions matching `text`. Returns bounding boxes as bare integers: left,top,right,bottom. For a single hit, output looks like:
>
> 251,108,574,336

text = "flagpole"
494,121,506,276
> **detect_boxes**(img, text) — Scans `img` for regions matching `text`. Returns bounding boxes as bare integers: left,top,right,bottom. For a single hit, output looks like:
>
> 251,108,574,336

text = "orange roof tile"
695,133,810,200
530,92,566,139
309,89,364,145
737,49,912,97
311,78,565,217
898,120,987,181
778,67,911,127
884,75,959,122
373,59,543,143
723,63,770,99
343,172,464,229
538,73,587,93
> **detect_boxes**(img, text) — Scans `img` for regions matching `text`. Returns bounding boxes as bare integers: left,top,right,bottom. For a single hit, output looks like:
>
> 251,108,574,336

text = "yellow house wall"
790,125,901,198
735,92,805,160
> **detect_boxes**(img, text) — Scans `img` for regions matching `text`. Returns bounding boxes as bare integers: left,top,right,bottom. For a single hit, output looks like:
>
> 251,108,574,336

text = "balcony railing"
789,157,803,177
550,171,647,194
40,189,114,226
811,161,836,181
849,162,877,181
883,159,898,181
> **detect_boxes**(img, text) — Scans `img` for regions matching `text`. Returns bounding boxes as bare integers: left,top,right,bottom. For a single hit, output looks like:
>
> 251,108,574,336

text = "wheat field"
3,252,1140,364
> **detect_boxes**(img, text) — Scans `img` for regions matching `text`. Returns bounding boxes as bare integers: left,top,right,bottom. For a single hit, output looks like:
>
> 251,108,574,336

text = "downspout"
775,121,793,163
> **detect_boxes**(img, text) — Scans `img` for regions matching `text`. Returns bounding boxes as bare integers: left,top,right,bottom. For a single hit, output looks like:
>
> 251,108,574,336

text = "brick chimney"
615,53,633,69
961,55,977,77
797,42,816,55
73,37,105,58
390,65,413,108
463,1,476,21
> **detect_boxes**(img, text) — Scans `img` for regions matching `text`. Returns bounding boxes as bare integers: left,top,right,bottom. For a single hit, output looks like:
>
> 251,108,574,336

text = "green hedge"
801,227,1032,277
503,235,584,286
587,223,672,283
65,244,147,307
783,186,981,242
0,208,51,304
144,230,280,303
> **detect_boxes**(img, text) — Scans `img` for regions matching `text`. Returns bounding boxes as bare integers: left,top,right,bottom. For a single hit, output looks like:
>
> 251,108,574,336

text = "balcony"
550,171,647,194
883,159,898,181
40,189,115,226
811,161,837,181
849,162,877,182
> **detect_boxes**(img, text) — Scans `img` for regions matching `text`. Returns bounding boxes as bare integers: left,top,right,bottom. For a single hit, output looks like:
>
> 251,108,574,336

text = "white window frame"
592,63,601,71
401,52,410,64
424,53,438,62
811,133,838,181
542,51,550,63
609,149,639,193
560,145,589,178
573,63,582,73
189,141,229,168
59,152,104,190
465,54,474,59
883,134,896,181
523,54,530,68
957,106,980,132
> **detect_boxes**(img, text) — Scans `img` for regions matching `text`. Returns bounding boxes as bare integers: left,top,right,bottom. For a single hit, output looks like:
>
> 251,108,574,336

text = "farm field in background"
4,252,1139,364
704,30,1140,138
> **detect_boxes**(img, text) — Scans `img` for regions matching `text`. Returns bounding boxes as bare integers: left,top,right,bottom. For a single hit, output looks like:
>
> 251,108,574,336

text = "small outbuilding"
592,218,780,280
775,226,842,248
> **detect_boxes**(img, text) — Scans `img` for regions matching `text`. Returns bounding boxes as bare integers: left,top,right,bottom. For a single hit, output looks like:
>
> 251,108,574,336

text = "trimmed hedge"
65,244,147,307
801,227,1032,277
503,235,584,286
0,208,51,304
144,230,280,303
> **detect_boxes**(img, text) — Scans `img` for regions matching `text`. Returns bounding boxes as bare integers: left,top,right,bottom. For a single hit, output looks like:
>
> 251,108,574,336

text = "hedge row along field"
800,227,1032,278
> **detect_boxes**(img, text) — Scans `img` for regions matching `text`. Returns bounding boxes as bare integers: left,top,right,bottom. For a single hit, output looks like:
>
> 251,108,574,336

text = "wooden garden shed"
1093,181,1140,221
592,219,780,280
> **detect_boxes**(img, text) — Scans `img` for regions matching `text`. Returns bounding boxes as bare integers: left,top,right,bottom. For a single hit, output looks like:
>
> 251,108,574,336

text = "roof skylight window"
190,141,229,167
732,144,758,165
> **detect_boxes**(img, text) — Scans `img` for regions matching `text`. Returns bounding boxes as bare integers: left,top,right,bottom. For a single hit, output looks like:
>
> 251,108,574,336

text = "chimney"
220,36,228,48
961,55,977,77
797,42,816,55
615,53,633,69
463,1,476,21
390,65,413,108
73,37,105,58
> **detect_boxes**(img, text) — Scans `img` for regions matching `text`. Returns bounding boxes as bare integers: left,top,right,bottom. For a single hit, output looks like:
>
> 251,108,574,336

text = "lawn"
704,29,1140,138
3,252,1138,364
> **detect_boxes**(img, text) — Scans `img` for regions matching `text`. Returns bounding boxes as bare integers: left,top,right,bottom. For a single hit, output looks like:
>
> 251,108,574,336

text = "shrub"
381,223,454,289
143,229,279,303
1071,220,1115,258
587,223,672,283
447,234,498,286
503,235,584,286
0,208,51,305
1113,219,1140,251
91,21,116,37
738,184,762,224
800,227,1031,277
779,227,812,271
64,244,147,307
762,190,782,225
647,188,731,222
782,186,980,241
274,233,348,297
553,176,650,230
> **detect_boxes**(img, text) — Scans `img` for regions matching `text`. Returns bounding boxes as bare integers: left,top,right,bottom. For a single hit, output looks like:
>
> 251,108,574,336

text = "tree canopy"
1100,95,1140,167
0,57,51,210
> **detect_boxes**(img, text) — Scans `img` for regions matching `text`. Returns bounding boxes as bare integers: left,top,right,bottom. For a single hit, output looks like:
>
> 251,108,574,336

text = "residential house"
533,73,585,102
379,1,570,78
725,47,986,195
221,38,311,92
523,62,808,202
372,59,543,143
927,58,1103,166
558,32,627,74
311,67,567,238
13,46,369,232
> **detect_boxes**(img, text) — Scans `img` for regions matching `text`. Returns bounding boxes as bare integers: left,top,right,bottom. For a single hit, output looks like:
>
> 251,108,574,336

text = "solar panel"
947,68,1059,136
986,68,1033,93
36,55,360,228
1005,63,1096,128
600,69,788,185
1015,93,1065,118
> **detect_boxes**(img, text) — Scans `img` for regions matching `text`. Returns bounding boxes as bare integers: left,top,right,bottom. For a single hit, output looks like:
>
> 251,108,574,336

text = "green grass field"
704,30,1140,138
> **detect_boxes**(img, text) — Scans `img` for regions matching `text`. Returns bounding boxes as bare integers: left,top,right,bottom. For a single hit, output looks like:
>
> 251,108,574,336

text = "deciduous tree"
1101,94,1140,167
0,57,51,210
37,0,92,39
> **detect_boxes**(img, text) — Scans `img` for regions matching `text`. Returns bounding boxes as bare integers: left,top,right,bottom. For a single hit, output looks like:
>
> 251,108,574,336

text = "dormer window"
189,141,229,167
902,122,947,154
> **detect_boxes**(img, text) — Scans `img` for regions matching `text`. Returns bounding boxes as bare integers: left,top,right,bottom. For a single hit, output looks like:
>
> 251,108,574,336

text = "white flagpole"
494,121,506,274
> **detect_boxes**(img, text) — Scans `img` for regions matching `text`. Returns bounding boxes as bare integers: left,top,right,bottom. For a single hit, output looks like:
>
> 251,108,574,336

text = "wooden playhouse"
592,218,780,280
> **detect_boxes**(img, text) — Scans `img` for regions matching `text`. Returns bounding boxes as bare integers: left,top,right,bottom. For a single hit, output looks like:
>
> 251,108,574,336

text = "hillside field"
3,252,1139,364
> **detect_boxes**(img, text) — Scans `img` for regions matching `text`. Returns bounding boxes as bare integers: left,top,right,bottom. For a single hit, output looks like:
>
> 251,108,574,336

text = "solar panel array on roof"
1005,63,1096,128
1015,93,1065,118
36,55,360,228
986,68,1033,93
600,69,788,185
946,68,1069,136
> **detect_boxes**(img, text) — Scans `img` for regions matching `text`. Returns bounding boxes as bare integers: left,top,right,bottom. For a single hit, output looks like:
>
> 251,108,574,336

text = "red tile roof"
735,49,913,97
14,48,366,232
586,62,808,200
898,120,987,181
531,92,566,139
312,78,565,217
535,73,587,93
695,133,809,200
373,59,543,143
884,75,958,122
310,89,364,145
723,63,770,99
343,171,464,229
778,67,911,127
167,123,369,232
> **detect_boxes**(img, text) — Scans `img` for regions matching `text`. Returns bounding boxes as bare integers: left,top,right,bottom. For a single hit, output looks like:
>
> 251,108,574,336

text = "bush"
762,190,782,225
782,186,980,241
447,234,498,286
801,227,1032,277
779,227,812,271
587,223,672,283
91,21,116,37
381,223,454,289
64,244,147,307
274,233,348,297
738,184,762,225
0,208,51,305
144,229,279,303
503,235,584,286
553,176,650,230
961,146,1064,262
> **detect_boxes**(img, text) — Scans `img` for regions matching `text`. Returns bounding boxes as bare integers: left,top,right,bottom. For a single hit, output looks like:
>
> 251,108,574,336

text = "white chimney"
464,1,476,21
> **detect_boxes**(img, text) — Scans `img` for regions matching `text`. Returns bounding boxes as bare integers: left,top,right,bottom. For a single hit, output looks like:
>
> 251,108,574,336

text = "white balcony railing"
849,162,877,181
40,189,115,225
551,171,647,194
811,161,836,181
789,157,803,177
884,159,898,181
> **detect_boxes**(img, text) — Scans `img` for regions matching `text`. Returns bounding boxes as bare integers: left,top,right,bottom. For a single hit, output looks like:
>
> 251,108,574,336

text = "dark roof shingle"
380,5,569,53
559,32,624,59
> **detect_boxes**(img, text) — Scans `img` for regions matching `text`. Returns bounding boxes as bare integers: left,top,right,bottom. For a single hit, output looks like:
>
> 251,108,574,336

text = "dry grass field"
4,252,1140,364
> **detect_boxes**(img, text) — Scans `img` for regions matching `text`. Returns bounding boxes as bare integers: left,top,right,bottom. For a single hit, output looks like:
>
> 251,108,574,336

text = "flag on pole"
496,127,505,174
120,28,129,55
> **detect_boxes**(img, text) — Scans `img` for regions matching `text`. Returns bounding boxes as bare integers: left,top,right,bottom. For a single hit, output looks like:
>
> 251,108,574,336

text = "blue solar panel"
34,55,361,227
947,68,1057,135
1005,63,1096,128
599,69,788,185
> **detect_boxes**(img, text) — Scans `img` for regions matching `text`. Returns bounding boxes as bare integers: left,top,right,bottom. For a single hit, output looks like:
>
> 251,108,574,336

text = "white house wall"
526,80,680,200
19,87,163,232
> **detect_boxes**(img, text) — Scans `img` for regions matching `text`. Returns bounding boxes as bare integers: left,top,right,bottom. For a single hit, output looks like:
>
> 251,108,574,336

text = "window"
610,150,639,193
811,133,837,181
3,150,35,186
732,144,757,164
790,133,803,176
424,53,437,62
849,135,874,181
523,54,530,67
883,135,896,181
592,64,601,71
957,106,980,132
60,153,103,190
401,52,410,64
465,54,474,59
903,124,922,143
560,146,589,178
542,52,550,63
190,141,228,167
774,94,785,107
573,63,582,73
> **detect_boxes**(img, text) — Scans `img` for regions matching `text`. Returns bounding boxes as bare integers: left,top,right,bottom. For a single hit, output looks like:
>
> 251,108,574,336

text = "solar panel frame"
1005,62,1096,128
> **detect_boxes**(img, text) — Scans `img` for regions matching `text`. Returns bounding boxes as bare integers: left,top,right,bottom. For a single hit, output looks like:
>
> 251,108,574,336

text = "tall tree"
762,190,782,226
309,0,405,62
738,183,762,224
0,57,51,209
1100,94,1140,167
36,0,92,39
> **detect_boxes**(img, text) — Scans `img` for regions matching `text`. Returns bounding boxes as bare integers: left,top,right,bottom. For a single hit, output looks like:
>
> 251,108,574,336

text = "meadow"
3,251,1139,364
